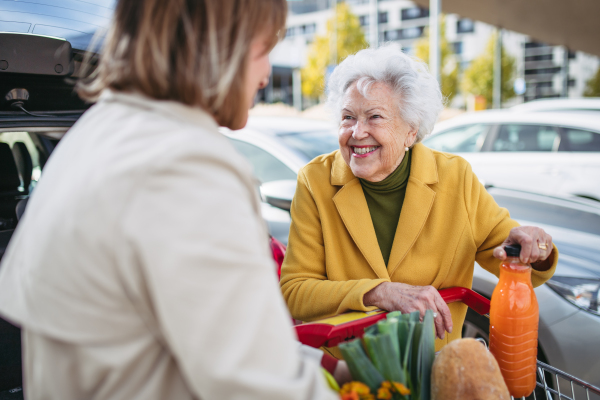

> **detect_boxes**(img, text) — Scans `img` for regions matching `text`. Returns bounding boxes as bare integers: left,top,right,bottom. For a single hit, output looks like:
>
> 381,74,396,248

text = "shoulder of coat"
300,150,339,176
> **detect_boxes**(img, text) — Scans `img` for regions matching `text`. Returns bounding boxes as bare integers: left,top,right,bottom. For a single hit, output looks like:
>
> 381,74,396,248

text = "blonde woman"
0,1,338,399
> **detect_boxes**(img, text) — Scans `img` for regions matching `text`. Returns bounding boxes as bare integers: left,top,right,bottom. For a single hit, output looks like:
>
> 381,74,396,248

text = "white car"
423,111,600,201
510,98,600,113
221,117,339,244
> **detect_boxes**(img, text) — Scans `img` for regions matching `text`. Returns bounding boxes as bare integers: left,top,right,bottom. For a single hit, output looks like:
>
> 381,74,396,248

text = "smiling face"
338,81,418,182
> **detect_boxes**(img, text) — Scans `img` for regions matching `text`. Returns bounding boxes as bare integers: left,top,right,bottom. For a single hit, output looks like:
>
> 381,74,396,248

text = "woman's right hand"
363,282,453,340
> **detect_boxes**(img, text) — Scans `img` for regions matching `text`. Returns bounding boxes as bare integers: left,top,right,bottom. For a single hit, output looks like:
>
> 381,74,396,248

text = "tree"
301,2,368,99
461,32,516,108
414,17,459,103
583,67,600,97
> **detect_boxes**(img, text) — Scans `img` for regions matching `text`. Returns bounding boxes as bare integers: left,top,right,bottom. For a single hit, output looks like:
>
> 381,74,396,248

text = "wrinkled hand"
333,361,352,386
493,226,553,266
363,282,453,340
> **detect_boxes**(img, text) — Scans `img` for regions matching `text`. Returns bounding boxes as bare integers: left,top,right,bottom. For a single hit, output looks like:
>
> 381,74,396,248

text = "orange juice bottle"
489,244,539,398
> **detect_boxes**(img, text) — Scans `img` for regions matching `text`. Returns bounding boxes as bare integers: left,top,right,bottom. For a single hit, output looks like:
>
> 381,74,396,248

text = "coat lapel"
388,144,439,276
331,153,389,279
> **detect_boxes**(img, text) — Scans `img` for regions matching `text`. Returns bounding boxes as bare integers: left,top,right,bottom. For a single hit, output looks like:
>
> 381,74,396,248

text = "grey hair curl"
326,44,444,143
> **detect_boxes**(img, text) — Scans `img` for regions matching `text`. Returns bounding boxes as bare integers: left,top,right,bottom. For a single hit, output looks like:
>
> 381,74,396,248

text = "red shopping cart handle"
295,287,490,348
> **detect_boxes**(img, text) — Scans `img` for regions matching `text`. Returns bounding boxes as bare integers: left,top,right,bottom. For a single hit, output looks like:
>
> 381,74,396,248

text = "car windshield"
277,131,340,160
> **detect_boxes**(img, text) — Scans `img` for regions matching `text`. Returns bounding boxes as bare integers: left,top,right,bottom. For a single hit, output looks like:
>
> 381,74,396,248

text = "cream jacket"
0,91,336,400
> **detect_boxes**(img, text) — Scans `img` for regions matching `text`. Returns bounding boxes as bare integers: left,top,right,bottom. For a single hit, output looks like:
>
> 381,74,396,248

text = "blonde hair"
77,0,287,128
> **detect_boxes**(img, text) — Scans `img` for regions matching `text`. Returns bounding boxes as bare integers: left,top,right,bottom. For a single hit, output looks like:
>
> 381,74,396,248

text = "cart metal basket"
295,287,600,400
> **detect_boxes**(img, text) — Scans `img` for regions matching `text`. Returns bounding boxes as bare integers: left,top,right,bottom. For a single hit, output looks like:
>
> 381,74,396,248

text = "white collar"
98,90,219,131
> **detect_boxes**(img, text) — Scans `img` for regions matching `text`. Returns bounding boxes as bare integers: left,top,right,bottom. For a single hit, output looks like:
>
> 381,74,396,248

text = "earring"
258,77,269,89
405,147,409,151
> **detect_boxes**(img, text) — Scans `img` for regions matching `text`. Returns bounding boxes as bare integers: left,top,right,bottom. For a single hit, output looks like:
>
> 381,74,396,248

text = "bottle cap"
504,244,521,257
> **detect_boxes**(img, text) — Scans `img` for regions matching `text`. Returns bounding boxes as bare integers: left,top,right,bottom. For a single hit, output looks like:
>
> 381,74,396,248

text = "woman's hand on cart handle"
493,226,553,269
363,282,453,339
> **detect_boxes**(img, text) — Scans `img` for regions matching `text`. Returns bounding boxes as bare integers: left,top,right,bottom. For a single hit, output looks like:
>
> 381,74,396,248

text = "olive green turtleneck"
359,150,412,267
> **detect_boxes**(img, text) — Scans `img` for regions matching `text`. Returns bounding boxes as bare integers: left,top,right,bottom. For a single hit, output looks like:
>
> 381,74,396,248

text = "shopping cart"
294,287,600,400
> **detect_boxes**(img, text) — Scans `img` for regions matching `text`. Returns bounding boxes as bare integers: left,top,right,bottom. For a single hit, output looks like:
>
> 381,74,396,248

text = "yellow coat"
280,143,557,351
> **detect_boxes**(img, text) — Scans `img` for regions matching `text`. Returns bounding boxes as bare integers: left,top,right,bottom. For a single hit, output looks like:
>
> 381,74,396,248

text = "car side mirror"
260,180,296,212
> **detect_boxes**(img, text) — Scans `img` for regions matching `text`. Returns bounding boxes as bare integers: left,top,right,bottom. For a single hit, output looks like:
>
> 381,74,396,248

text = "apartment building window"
286,24,316,37
400,26,424,39
525,41,548,49
537,82,553,88
384,30,399,41
525,67,561,75
359,13,387,25
452,41,463,55
456,18,474,33
379,11,388,24
401,7,429,20
525,54,553,62
385,26,425,41
303,23,316,35
285,27,296,37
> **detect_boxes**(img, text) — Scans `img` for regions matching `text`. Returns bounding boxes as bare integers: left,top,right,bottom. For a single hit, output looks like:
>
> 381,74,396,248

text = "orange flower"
375,381,411,399
341,393,359,400
376,386,392,400
391,382,410,396
340,382,375,400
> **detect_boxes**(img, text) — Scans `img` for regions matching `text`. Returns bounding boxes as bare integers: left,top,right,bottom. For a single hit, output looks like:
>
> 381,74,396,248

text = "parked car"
510,98,600,113
422,110,600,201
221,117,339,244
235,135,600,390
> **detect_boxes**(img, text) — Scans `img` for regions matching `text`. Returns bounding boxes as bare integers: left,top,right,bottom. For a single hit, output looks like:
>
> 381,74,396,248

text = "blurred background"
260,0,600,117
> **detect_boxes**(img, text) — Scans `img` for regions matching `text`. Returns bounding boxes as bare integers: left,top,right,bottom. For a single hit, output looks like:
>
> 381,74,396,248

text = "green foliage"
364,332,406,384
414,16,459,102
461,32,516,108
584,66,600,97
301,2,368,99
342,310,436,400
339,339,384,393
418,310,436,400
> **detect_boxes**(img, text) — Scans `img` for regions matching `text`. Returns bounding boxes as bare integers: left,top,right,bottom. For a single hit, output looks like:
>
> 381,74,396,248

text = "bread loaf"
431,338,510,400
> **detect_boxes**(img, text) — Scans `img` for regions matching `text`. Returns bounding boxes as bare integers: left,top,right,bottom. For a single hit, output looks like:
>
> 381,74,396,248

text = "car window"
0,131,43,192
422,124,487,152
492,124,559,151
277,131,339,160
563,128,600,151
229,139,297,184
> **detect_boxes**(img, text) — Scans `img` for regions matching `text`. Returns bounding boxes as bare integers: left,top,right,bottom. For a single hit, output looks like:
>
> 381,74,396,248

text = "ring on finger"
538,243,548,250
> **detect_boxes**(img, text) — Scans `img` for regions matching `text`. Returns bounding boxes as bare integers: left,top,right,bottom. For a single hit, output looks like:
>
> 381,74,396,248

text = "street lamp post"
562,46,570,98
330,0,337,65
370,0,378,48
493,28,502,109
429,0,441,85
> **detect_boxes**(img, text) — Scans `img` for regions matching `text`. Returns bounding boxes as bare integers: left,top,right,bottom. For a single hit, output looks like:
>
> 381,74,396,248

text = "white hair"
326,44,444,143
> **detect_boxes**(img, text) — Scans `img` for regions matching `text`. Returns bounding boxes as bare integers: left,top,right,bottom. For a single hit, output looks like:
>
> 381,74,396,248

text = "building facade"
265,0,599,109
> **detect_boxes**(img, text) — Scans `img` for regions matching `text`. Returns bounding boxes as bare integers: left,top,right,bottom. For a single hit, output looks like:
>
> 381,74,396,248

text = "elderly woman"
280,46,557,352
